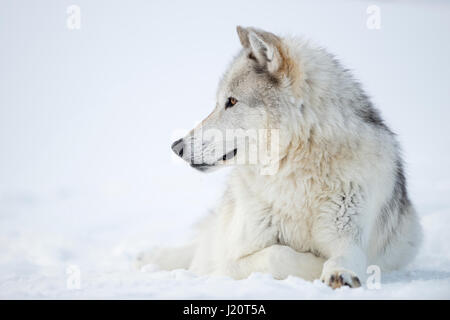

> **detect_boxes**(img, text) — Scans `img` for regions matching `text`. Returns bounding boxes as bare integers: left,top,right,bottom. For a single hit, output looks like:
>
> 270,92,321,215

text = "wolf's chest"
261,185,319,253
268,203,316,253
235,169,325,253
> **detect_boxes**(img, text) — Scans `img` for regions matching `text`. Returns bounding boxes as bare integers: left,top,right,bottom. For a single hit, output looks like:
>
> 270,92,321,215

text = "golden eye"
225,97,238,109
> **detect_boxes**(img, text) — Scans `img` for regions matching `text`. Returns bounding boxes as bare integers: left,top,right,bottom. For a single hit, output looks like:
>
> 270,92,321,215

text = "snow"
1,0,450,299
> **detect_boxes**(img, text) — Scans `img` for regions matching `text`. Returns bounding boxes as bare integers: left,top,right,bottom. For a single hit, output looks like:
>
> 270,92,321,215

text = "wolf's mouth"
221,148,238,162
190,148,238,172
190,163,213,172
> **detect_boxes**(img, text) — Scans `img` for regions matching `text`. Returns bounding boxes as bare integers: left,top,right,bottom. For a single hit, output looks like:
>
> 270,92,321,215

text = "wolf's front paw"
320,269,361,289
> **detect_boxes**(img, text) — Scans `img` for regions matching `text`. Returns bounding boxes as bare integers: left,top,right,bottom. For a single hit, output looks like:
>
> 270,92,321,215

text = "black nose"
171,138,184,158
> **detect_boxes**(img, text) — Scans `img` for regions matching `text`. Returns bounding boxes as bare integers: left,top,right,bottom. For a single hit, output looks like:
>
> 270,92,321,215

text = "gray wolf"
137,26,422,289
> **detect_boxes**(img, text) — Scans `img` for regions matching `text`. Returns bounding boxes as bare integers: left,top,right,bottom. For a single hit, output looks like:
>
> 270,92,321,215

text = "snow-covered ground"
1,0,450,299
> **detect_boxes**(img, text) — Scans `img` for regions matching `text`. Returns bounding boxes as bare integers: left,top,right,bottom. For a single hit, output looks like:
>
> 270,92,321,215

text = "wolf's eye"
225,97,238,109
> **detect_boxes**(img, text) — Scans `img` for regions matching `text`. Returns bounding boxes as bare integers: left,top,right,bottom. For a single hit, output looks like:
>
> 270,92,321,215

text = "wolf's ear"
236,26,283,74
248,31,281,73
236,26,250,48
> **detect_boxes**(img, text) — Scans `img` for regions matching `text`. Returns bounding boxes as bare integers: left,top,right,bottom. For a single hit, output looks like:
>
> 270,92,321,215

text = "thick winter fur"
138,27,422,288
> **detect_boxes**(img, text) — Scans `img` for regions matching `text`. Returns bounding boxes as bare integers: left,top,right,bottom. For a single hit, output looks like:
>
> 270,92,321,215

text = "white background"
0,0,449,298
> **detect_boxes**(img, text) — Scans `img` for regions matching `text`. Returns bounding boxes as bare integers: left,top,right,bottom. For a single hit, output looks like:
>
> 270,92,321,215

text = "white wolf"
138,26,422,288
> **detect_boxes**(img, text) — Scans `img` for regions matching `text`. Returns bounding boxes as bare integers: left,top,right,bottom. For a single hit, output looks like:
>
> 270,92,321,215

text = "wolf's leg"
313,190,369,288
218,244,325,280
135,244,195,271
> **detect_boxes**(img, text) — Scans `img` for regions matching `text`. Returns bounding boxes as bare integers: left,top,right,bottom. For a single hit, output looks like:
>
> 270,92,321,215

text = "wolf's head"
172,26,303,174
